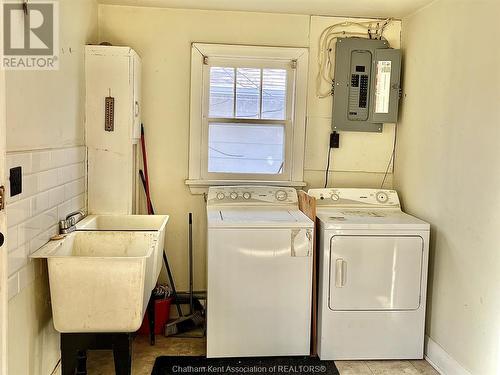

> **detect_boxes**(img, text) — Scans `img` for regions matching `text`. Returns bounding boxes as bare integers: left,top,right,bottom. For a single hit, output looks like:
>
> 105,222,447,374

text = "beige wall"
6,1,98,374
305,16,400,189
396,0,500,373
6,0,98,152
98,5,401,290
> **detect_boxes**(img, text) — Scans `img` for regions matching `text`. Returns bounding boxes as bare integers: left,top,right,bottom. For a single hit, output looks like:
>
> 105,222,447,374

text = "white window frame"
186,43,308,194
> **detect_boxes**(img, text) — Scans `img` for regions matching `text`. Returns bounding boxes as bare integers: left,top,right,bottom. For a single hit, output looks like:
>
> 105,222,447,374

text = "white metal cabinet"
86,46,141,214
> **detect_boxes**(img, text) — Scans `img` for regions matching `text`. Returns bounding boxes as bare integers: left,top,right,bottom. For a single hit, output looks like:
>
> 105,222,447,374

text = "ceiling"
97,0,435,19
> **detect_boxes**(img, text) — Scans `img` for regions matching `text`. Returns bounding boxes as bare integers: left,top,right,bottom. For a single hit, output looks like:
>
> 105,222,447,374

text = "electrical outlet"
330,132,340,148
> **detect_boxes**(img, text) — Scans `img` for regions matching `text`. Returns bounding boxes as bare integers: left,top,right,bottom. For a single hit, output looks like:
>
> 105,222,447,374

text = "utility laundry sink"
31,231,158,333
76,214,169,291
76,214,168,232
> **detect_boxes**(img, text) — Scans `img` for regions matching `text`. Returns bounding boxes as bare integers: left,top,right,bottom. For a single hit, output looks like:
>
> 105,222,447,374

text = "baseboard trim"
424,336,472,375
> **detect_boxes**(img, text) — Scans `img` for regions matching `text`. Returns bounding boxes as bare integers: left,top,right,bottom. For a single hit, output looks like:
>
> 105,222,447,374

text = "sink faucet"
59,210,86,234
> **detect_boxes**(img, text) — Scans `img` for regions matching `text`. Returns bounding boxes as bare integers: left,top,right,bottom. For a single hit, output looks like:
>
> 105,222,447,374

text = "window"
208,67,288,175
187,44,308,193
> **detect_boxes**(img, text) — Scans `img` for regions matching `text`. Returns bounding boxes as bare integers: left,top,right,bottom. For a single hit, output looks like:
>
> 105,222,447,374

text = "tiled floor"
84,335,206,375
70,335,439,375
335,360,439,374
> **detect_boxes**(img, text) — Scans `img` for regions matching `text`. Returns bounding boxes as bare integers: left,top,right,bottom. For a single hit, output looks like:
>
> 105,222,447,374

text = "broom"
139,125,204,336
138,171,204,336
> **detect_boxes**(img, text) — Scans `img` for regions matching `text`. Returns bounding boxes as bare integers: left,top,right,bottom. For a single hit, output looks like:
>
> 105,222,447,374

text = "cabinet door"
132,53,142,141
329,235,423,311
88,147,133,214
86,53,131,152
86,48,134,214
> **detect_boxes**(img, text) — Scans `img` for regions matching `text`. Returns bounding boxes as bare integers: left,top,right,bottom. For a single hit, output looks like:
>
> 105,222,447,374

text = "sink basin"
76,214,169,289
31,231,157,333
77,214,168,232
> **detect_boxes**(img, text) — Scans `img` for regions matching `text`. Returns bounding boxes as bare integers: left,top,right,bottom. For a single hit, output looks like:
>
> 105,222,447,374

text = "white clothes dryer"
308,188,430,360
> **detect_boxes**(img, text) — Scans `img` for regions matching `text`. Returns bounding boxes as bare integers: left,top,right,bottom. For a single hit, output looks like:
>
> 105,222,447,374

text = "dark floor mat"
151,355,339,375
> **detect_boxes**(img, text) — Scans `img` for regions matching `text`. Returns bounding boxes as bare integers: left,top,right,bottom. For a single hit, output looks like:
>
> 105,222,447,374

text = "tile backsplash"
6,146,86,300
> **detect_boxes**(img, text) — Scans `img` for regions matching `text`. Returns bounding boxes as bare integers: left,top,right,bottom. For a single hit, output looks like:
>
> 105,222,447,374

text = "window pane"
209,67,234,118
262,69,287,120
235,68,261,119
208,123,285,174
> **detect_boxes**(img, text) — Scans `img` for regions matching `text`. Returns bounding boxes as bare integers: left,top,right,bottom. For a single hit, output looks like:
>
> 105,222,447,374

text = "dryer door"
329,235,423,311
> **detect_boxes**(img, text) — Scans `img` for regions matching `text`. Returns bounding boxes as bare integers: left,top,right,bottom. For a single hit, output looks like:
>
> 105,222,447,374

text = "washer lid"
208,207,313,228
317,208,429,230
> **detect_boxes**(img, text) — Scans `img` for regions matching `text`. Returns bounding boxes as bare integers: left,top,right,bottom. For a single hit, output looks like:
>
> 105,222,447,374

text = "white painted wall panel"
396,1,500,373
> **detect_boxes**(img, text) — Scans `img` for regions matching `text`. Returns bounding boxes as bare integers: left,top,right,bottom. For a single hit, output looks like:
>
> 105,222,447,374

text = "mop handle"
140,124,153,214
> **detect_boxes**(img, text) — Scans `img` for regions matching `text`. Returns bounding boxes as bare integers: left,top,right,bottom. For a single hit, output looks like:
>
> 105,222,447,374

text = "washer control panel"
207,186,298,205
308,188,400,208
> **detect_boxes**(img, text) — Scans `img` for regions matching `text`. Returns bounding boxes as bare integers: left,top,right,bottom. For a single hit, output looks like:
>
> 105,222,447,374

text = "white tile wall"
6,146,87,300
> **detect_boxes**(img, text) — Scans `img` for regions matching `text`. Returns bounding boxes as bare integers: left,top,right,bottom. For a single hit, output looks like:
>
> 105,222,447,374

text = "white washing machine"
206,186,314,358
308,188,430,360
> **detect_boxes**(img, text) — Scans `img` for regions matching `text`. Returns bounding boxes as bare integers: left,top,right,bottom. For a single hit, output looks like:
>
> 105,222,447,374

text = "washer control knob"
275,190,288,202
243,192,251,200
216,192,225,200
331,193,340,201
376,191,389,203
230,192,238,200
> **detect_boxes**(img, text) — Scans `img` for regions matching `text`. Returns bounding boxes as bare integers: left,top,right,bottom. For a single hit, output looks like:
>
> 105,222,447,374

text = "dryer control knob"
216,193,225,200
331,193,340,201
376,191,389,203
243,192,251,200
275,190,288,201
230,192,238,200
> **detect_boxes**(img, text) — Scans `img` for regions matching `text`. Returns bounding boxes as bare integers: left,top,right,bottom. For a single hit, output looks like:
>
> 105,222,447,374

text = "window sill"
185,179,307,195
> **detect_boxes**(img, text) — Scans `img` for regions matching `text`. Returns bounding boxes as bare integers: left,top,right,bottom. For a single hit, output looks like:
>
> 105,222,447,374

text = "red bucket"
138,297,173,335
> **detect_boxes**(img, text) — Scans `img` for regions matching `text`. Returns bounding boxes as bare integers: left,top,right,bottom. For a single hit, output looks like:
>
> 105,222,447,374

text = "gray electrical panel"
332,38,402,133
